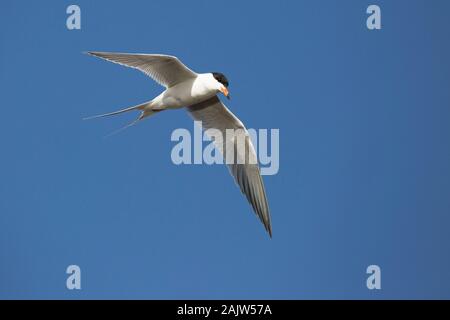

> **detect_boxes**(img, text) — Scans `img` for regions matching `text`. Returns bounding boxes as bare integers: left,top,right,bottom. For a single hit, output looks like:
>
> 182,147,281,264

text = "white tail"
84,100,162,137
83,100,152,120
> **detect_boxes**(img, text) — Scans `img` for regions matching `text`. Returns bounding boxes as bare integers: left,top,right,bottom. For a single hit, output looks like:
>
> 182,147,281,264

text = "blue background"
1,0,450,299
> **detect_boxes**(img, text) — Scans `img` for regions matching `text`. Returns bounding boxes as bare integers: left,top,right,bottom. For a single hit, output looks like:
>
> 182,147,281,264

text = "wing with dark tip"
187,96,272,237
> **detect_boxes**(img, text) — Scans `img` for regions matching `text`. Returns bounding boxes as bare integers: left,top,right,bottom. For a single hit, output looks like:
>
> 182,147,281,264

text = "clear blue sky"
1,0,450,299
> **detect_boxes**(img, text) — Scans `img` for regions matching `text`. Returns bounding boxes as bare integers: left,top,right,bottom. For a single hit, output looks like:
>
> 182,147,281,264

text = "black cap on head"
212,72,229,88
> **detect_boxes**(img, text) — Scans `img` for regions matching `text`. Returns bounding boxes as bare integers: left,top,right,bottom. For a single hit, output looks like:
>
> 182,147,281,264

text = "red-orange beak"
220,86,230,100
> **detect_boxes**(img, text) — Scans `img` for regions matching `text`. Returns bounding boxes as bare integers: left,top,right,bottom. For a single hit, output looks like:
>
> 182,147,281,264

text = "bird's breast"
164,78,217,108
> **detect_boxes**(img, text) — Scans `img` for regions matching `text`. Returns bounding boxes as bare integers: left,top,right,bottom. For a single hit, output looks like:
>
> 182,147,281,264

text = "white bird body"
150,73,222,111
85,51,272,237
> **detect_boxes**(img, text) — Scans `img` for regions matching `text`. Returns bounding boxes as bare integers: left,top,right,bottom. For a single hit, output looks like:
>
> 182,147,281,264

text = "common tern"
85,52,272,237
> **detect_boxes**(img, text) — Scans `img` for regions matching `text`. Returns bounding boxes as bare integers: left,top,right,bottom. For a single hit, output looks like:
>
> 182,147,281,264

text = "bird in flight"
85,52,272,237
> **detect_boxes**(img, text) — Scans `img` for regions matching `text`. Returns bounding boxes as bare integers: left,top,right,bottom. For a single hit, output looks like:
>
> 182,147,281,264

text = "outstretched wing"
187,96,272,237
86,52,197,88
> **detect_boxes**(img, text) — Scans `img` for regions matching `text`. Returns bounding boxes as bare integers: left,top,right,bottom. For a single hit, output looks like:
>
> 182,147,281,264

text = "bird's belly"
162,81,216,109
